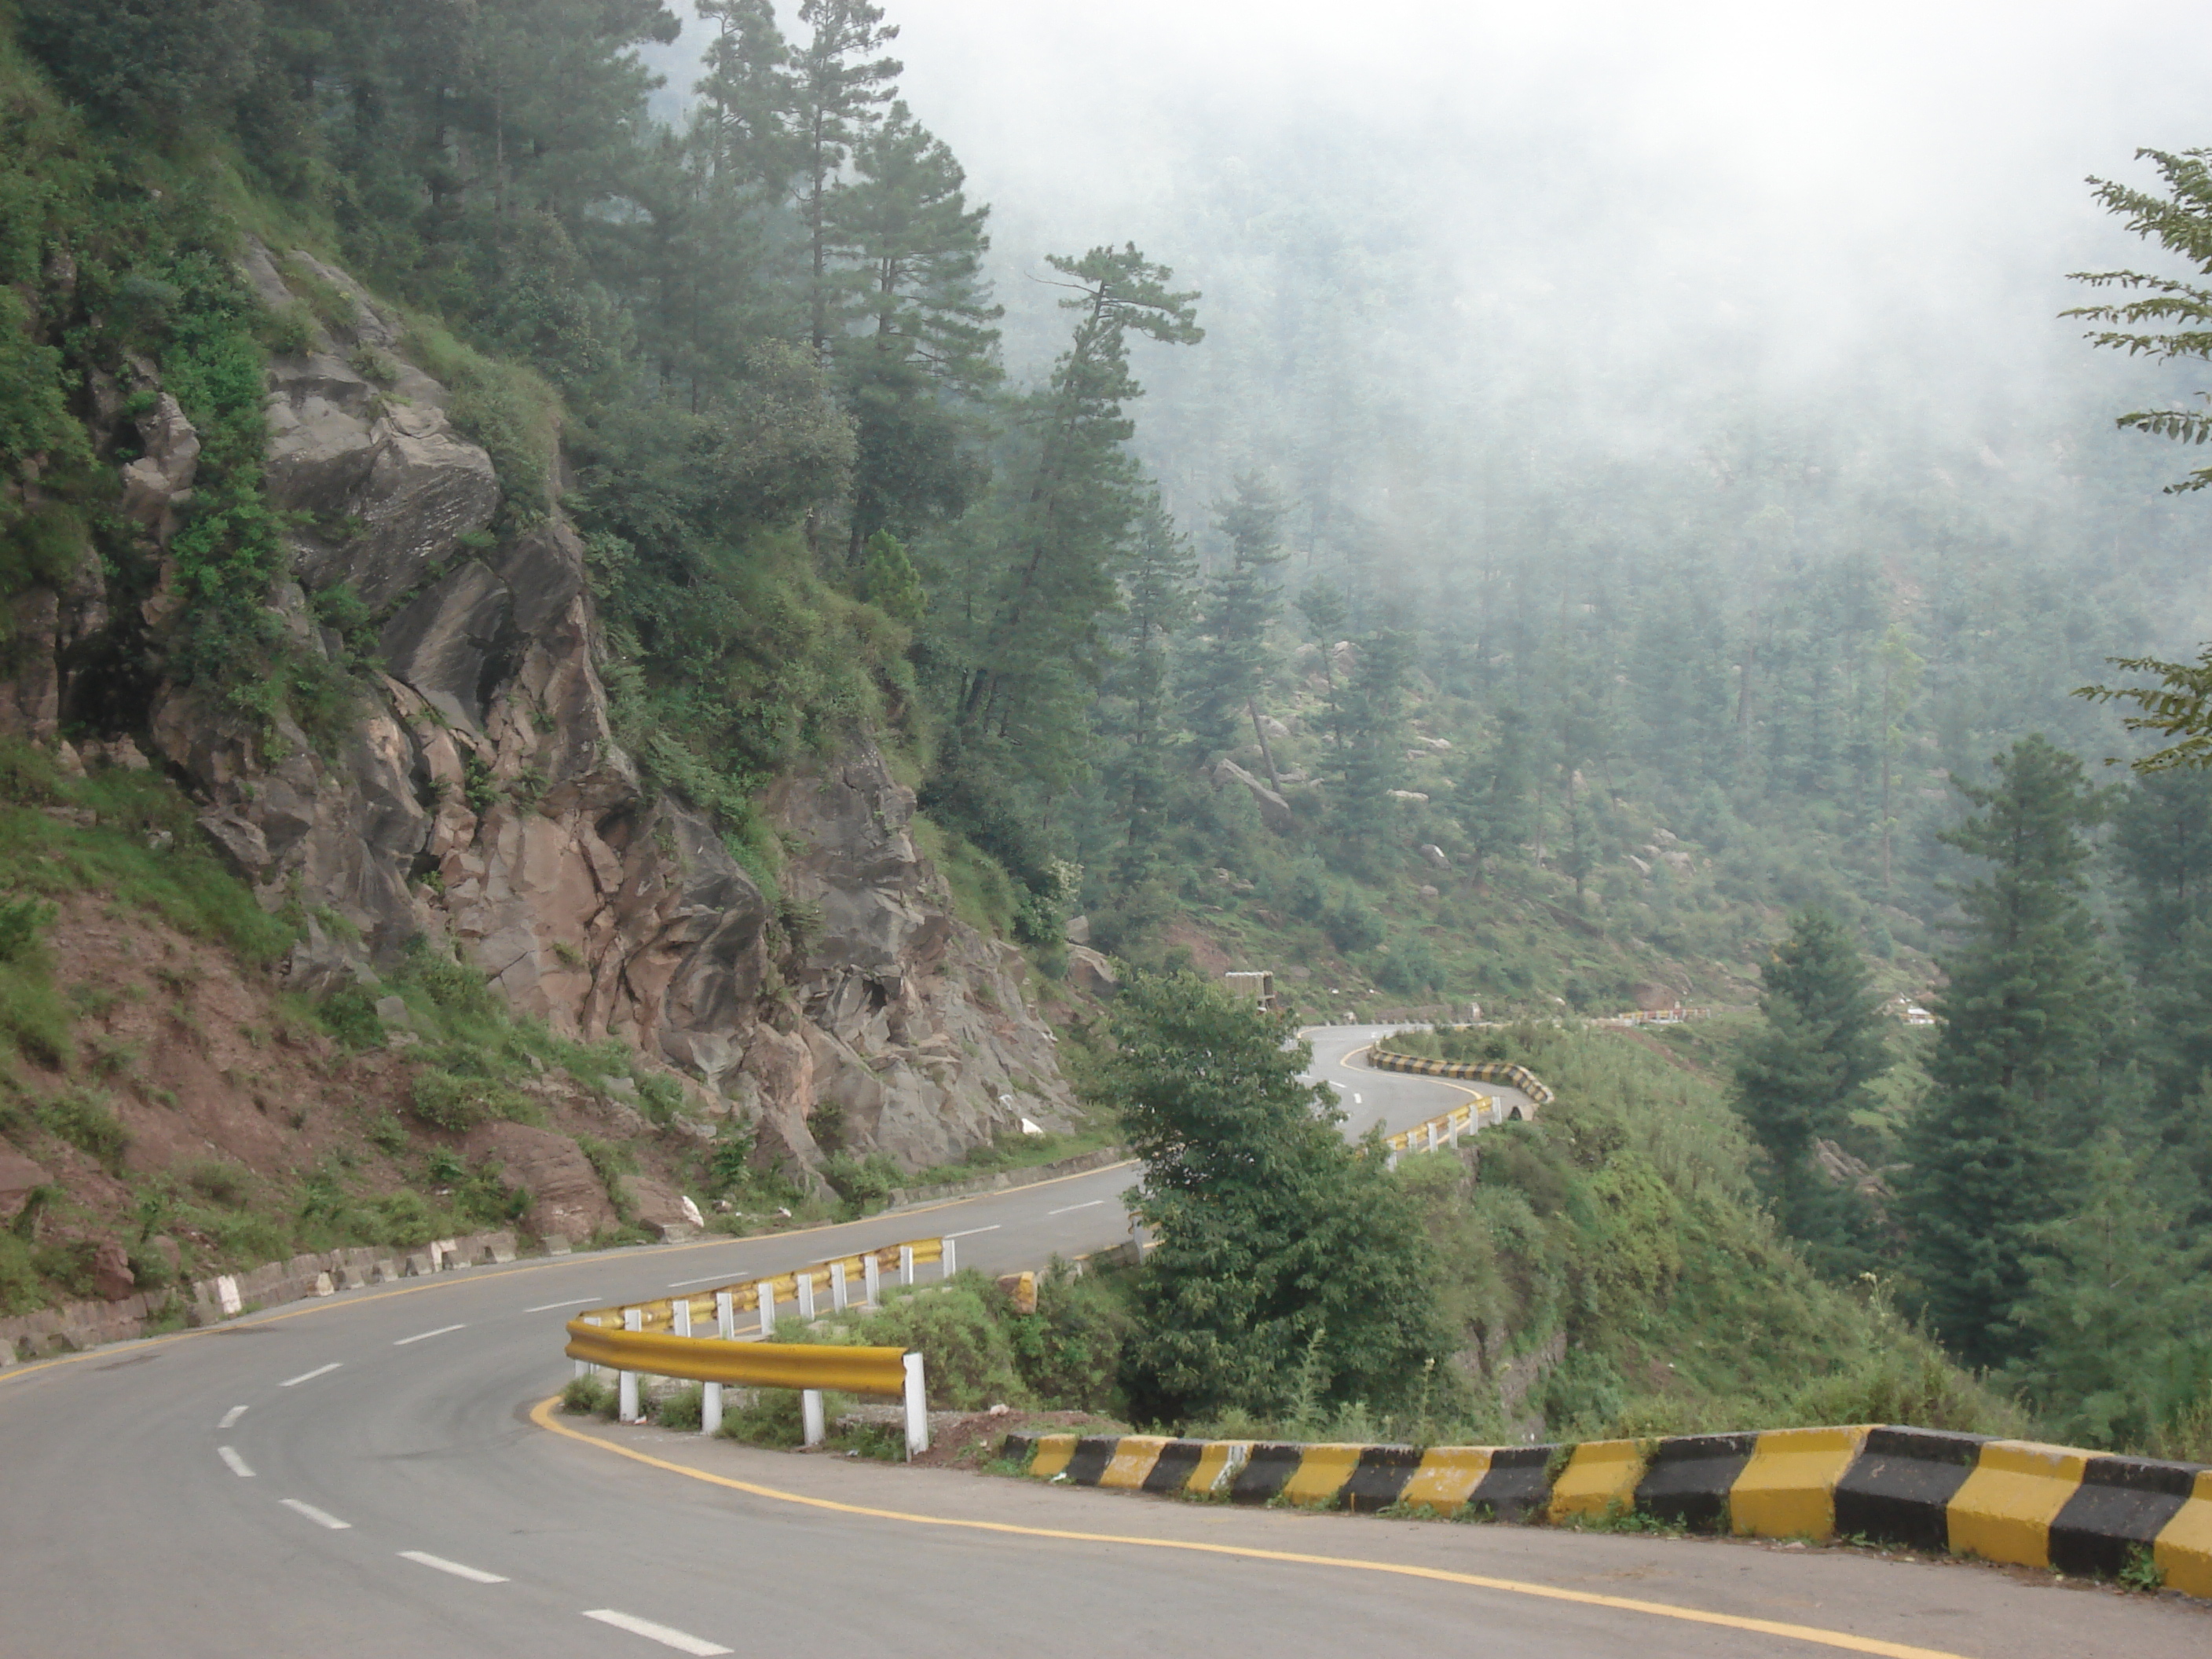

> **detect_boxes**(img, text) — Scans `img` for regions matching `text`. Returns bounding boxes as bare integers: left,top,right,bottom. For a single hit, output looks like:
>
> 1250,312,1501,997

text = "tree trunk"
1247,698,1281,790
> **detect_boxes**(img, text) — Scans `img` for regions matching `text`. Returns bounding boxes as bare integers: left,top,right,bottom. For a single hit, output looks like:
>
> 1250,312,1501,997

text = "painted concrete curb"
1002,1426,2212,1595
1364,1045,1556,1106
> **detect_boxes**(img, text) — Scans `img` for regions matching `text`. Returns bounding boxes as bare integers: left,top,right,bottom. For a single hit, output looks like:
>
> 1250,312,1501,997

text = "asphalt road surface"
1302,1023,1538,1141
2,1031,2203,1657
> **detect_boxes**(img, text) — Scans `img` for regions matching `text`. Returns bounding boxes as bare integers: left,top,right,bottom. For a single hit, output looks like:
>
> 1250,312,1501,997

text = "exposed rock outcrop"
1,239,1076,1176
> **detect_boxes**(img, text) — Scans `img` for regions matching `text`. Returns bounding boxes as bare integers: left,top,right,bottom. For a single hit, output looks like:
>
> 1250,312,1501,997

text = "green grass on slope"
1400,1024,2021,1441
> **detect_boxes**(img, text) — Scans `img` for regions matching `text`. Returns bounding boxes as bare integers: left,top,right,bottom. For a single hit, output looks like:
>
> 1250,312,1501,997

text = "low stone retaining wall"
884,1146,1125,1210
0,1229,519,1364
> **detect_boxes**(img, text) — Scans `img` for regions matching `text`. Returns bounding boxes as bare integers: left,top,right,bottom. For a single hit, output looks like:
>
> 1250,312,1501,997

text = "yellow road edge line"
526,1397,1976,1659
0,1159,1136,1393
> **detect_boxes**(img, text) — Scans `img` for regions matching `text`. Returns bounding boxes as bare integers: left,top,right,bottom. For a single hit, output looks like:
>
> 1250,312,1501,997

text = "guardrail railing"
1383,1099,1481,1163
1366,1044,1552,1166
562,1232,961,1457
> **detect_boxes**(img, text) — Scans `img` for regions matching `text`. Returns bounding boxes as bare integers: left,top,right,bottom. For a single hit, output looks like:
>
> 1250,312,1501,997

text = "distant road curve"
1301,1023,1537,1141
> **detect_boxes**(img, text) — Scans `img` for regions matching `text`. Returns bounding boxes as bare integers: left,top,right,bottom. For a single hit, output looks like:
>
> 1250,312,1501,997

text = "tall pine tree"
1732,908,1890,1241
1903,735,2111,1369
823,100,1001,560
792,0,901,357
1185,473,1288,776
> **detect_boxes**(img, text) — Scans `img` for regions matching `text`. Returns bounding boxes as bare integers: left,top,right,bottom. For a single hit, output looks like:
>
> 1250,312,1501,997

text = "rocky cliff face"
4,241,1073,1173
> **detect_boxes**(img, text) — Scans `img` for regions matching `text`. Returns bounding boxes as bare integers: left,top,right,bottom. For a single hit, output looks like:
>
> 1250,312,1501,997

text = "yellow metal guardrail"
1366,1042,1552,1164
1383,1098,1485,1160
569,1232,953,1336
562,1325,909,1393
561,1231,958,1456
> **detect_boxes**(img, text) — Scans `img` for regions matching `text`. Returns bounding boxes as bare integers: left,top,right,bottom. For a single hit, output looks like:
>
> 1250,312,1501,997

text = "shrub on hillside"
845,1276,1029,1411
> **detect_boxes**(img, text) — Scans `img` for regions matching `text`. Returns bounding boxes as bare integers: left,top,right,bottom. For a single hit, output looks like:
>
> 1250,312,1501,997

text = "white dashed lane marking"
280,1362,342,1388
1046,1200,1104,1216
217,1446,254,1478
217,1404,248,1430
394,1324,467,1346
399,1551,507,1584
580,1610,732,1654
528,1298,599,1310
279,1500,350,1530
940,1225,998,1240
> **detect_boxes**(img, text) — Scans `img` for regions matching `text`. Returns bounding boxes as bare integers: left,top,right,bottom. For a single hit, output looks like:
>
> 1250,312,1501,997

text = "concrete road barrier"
1833,1426,1987,1552
1364,1042,1555,1107
1004,1423,2212,1591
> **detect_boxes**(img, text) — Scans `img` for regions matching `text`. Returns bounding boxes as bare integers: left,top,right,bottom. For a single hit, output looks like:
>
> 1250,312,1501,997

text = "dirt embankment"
3,895,711,1312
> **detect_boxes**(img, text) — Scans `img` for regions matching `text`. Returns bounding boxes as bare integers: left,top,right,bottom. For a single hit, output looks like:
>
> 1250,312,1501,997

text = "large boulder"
246,243,502,611
1066,946,1121,999
1206,757,1294,833
464,1122,618,1243
0,1153,51,1221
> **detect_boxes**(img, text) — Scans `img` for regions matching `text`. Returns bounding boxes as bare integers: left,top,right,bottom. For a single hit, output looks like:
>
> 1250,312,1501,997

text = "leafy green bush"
654,1383,705,1430
1324,894,1384,954
29,1236,101,1298
184,1159,250,1206
821,1150,901,1218
845,1277,1030,1410
701,1121,757,1198
718,1386,807,1448
0,959,71,1067
635,1071,686,1126
562,1373,616,1416
0,1229,43,1314
409,1066,532,1132
36,1089,126,1171
1408,1026,2010,1442
577,1135,637,1225
404,319,559,522
371,1189,438,1251
313,987,384,1051
1002,1261,1135,1412
409,1068,489,1132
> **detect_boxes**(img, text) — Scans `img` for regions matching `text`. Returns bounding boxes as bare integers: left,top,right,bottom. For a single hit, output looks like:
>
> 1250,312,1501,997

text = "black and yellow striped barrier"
1002,1426,2212,1595
1364,1045,1555,1108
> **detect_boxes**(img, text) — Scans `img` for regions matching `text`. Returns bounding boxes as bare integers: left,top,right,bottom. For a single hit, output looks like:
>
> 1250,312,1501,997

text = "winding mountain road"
0,1029,2199,1657
1302,1023,1539,1140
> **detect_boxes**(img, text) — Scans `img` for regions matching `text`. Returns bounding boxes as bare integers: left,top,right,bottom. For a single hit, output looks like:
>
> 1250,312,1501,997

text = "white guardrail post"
864,1253,881,1305
759,1280,777,1338
801,1390,825,1447
903,1352,928,1457
716,1290,734,1339
899,1245,914,1287
797,1270,816,1321
830,1261,848,1311
619,1309,642,1423
942,1236,956,1277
